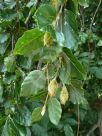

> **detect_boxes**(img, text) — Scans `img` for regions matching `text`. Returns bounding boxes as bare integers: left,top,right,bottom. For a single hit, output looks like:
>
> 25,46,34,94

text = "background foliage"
0,0,102,136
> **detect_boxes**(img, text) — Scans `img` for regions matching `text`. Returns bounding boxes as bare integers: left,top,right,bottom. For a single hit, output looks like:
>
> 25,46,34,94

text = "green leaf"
1,119,19,136
4,55,15,73
1,120,11,136
15,106,32,126
79,0,89,7
66,0,78,14
20,70,46,97
0,116,6,127
14,29,44,55
0,9,17,27
48,98,62,125
64,124,74,136
0,33,9,43
32,124,48,136
17,56,32,70
0,43,8,55
29,91,47,102
15,124,27,136
69,80,87,104
59,54,71,84
97,40,102,47
90,66,102,79
3,74,16,85
62,10,78,49
0,33,10,55
63,48,86,79
41,46,62,62
56,32,65,47
32,107,43,122
35,4,56,28
67,118,77,126
72,0,78,14
1,118,27,136
69,85,86,104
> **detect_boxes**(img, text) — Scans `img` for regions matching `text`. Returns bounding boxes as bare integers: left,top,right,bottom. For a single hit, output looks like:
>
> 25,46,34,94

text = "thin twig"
25,0,39,25
16,0,19,11
86,124,98,136
90,0,102,30
77,104,80,136
86,110,102,136
37,59,43,70
79,6,85,31
53,4,64,29
12,35,14,52
16,0,20,34
25,9,32,25
46,63,50,85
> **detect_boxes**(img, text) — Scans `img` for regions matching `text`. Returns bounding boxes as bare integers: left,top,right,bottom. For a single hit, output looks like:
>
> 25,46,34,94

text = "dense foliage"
0,0,102,136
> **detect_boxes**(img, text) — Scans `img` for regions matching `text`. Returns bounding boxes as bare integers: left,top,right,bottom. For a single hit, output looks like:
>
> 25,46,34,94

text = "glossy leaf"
35,4,56,27
0,33,9,55
48,98,62,125
72,0,78,14
41,46,62,62
59,54,71,84
62,10,78,49
32,107,43,122
4,55,15,73
20,70,46,97
14,29,44,55
0,116,6,128
64,124,74,136
15,106,32,127
69,85,86,104
1,119,19,136
63,48,86,79
0,9,17,27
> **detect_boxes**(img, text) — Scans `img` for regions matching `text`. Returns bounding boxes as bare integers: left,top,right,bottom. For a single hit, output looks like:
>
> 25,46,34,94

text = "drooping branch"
86,110,102,136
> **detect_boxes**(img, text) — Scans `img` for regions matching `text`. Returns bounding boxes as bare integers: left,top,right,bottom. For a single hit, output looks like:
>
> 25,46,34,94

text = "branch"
37,59,43,70
25,0,40,25
86,110,102,136
79,6,85,31
90,0,102,30
86,124,98,136
99,120,102,136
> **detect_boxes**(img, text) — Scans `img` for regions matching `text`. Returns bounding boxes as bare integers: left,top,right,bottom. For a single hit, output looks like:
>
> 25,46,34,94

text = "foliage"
0,0,102,136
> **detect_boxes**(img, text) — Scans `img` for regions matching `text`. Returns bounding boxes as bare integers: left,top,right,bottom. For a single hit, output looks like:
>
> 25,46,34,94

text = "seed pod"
60,85,69,105
48,78,58,97
43,32,53,47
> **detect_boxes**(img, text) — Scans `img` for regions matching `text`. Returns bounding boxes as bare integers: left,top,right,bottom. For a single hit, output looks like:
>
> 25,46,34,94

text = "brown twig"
16,0,19,11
